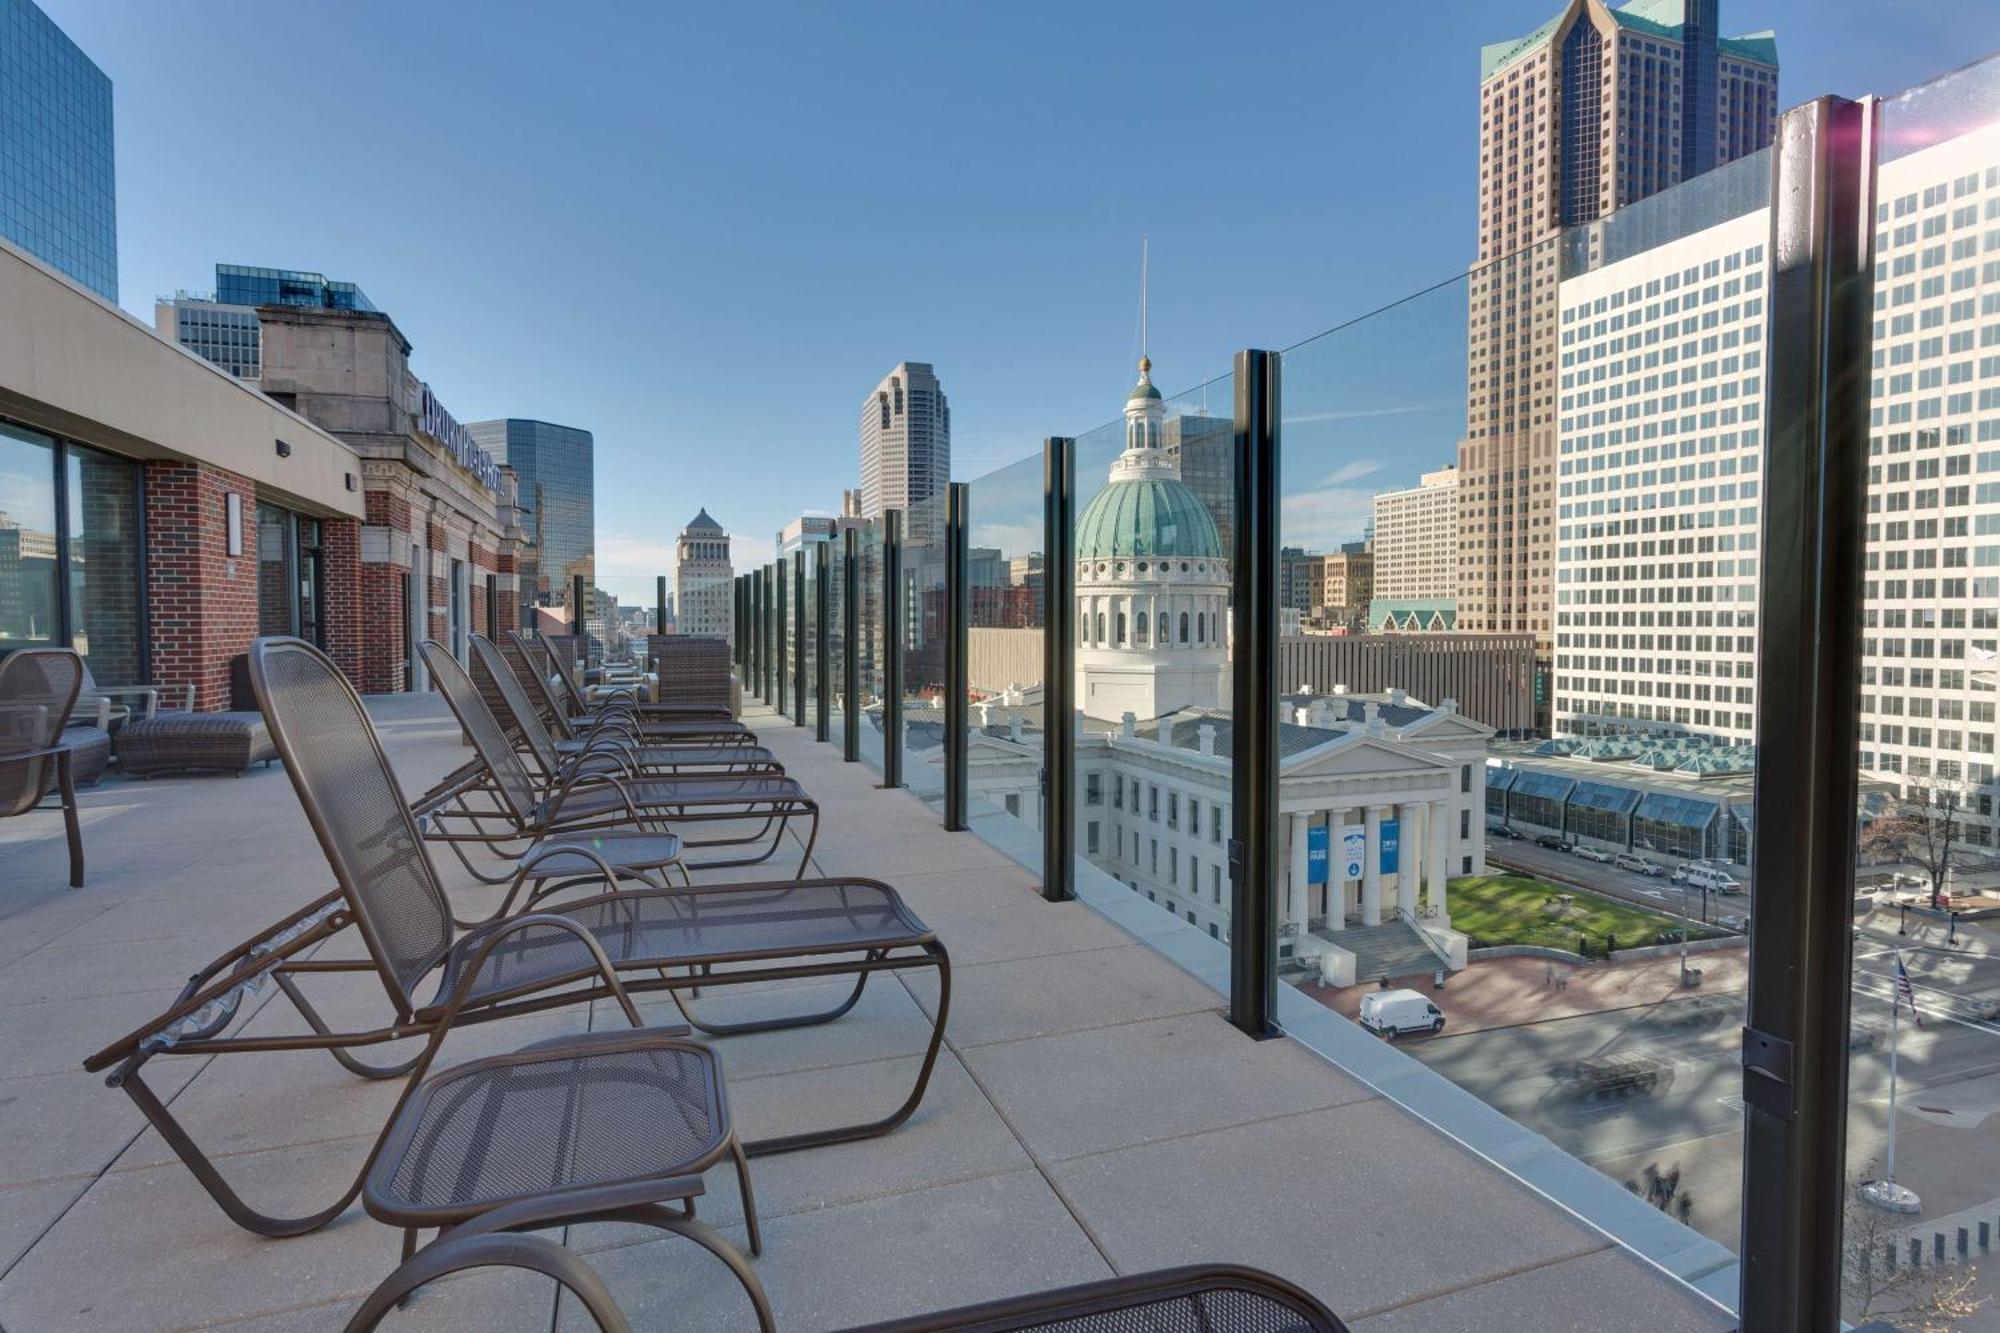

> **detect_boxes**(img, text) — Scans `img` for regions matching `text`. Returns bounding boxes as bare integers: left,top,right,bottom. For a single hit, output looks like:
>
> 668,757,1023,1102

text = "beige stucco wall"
0,238,364,518
969,626,1042,696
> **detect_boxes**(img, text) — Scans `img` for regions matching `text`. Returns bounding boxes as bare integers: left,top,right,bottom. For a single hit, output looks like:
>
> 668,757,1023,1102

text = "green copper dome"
1076,476,1223,561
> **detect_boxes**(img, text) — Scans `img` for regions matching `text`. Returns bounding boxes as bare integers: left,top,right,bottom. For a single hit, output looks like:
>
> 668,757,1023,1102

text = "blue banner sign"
1341,828,1366,882
1379,819,1400,875
1306,824,1329,885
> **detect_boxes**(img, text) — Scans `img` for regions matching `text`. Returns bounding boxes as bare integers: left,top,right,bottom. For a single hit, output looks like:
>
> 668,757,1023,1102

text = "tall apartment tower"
465,418,595,608
0,0,116,301
674,509,734,641
859,363,950,540
1460,0,1777,665
1372,465,1462,606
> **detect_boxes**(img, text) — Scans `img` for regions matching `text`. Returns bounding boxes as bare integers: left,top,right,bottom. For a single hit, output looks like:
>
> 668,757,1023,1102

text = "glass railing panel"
902,492,950,804
1070,370,1236,987
856,519,887,775
1841,54,2000,1322
962,447,1047,873
1272,186,1767,1283
826,540,847,743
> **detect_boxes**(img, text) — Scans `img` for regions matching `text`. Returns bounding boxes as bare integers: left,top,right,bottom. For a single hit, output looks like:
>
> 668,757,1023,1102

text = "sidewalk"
1303,948,1749,1036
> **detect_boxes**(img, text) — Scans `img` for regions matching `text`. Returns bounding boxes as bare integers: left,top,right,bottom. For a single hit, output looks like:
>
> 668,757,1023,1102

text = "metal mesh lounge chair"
348,1261,1345,1333
521,630,751,744
471,634,778,780
83,636,948,1238
0,648,86,888
844,1266,1351,1331
431,641,819,879
648,634,734,717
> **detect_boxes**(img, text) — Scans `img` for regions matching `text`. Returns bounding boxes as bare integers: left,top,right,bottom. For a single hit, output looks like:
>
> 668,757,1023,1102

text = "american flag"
1894,953,1924,1026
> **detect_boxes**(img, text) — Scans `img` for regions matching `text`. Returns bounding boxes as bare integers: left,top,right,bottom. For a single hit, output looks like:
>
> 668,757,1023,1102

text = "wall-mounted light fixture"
225,492,243,556
345,473,358,492
274,438,292,458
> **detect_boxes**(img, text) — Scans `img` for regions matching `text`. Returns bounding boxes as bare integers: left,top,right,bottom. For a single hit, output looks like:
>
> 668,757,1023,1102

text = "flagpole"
1884,973,1899,1188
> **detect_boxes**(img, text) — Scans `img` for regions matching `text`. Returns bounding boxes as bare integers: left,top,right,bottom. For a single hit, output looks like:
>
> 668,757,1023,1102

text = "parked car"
1717,912,1749,933
1487,823,1522,840
1573,844,1613,864
1534,833,1571,852
1556,1052,1675,1098
1677,865,1742,895
1359,988,1445,1040
1614,853,1664,877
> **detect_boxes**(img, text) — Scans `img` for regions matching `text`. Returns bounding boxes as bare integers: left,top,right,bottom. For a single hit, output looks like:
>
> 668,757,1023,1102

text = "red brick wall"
319,516,364,684
143,461,259,712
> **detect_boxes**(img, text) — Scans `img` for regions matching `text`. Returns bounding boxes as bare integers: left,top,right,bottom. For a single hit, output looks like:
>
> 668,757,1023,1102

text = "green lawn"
1448,874,1722,955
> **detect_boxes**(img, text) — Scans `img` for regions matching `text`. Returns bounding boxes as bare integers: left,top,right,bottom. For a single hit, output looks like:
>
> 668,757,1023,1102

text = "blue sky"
42,0,1998,603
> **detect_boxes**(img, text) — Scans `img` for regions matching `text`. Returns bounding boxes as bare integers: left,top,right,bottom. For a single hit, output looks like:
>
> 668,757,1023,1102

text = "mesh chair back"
535,630,598,715
503,632,576,739
419,641,542,823
248,636,453,1013
469,636,563,776
649,637,732,712
0,649,82,817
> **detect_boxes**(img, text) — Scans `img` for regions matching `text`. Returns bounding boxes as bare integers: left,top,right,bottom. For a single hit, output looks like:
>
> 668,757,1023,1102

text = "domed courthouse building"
1045,361,1494,986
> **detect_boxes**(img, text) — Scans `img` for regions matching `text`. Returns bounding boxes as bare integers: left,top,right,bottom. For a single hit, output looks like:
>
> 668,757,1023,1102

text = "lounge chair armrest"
445,911,645,1029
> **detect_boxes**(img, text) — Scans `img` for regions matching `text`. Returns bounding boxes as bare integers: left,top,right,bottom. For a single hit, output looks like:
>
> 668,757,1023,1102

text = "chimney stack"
1120,711,1137,739
1198,723,1217,756
1159,715,1177,749
1009,715,1025,743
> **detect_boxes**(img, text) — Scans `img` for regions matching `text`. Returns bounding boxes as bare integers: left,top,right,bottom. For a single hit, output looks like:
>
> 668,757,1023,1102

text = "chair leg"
730,1136,762,1257
57,748,83,889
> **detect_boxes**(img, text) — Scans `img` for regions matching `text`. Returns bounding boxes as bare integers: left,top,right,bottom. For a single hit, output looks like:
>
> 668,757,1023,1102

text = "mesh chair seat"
544,775,807,825
629,718,751,740
526,829,683,878
428,879,927,1013
553,739,776,768
365,1030,729,1228
844,1266,1351,1332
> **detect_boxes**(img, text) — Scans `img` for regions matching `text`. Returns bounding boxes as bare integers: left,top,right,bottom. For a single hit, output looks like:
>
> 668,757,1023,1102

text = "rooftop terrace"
0,693,1736,1331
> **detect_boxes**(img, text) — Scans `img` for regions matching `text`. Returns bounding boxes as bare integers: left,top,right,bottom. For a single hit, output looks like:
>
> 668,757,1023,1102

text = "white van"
1682,865,1741,895
1359,988,1445,1039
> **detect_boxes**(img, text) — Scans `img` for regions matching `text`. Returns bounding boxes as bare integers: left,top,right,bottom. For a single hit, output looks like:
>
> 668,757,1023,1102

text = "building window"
256,502,324,646
1180,611,1190,643
1087,820,1100,854
1004,793,1020,818
1113,774,1124,809
1085,772,1102,805
1168,792,1180,829
1211,804,1224,842
1136,612,1148,643
1116,612,1126,644
1149,785,1160,821
0,422,144,683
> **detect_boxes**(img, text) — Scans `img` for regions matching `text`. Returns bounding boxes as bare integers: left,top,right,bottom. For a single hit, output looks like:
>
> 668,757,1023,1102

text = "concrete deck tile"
0,1178,90,1277
1046,1101,1607,1319
901,945,1223,1048
1350,1246,1734,1332
560,1168,1111,1332
898,893,1135,967
963,1012,1377,1161
647,975,942,1081
0,1138,401,1332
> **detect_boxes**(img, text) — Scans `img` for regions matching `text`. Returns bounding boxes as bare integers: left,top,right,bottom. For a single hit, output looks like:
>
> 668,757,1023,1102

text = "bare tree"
1843,1166,1984,1330
1862,784,1968,909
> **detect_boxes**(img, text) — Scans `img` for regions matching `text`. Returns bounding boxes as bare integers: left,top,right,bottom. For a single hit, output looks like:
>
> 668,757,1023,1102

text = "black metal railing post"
815,539,832,743
760,565,774,701
793,549,807,728
1736,94,1875,1333
1041,437,1076,901
843,527,860,761
944,482,970,831
775,558,788,716
881,510,904,788
1229,349,1281,1040
656,575,667,636
572,573,588,668
485,573,497,640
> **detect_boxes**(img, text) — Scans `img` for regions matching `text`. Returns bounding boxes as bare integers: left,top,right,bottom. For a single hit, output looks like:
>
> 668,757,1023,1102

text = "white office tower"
674,508,734,641
858,362,950,541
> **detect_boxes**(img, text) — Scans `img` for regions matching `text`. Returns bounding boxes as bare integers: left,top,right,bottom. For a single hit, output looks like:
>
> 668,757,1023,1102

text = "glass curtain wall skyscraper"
0,0,116,301
465,418,595,608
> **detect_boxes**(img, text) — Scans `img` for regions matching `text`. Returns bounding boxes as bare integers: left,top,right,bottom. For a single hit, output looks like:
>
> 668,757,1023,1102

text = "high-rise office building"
1163,412,1235,557
0,0,116,301
1460,0,1777,665
1372,464,1462,605
675,509,733,641
465,419,595,608
1550,116,2000,846
157,265,379,382
858,362,950,539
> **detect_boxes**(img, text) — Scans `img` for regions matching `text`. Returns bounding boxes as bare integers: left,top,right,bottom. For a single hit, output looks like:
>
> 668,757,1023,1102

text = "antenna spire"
1139,236,1149,374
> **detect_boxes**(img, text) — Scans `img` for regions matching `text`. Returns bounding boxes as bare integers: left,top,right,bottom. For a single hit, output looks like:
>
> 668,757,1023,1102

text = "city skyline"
35,0,1991,607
